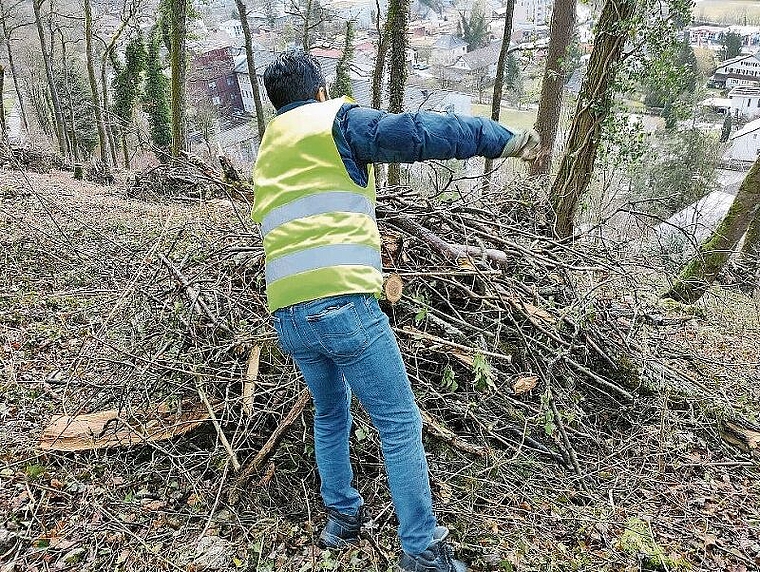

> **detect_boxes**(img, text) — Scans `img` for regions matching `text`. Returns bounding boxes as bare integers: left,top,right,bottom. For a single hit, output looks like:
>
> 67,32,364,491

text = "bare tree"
370,0,389,109
84,0,108,164
531,0,576,176
482,0,516,189
550,0,636,238
0,0,30,134
32,0,68,156
235,0,265,140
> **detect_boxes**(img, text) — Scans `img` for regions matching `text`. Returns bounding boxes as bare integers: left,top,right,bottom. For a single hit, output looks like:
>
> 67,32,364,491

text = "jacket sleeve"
341,105,515,165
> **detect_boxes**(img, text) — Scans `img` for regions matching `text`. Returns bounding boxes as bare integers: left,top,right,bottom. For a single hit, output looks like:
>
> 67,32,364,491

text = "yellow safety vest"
252,97,383,312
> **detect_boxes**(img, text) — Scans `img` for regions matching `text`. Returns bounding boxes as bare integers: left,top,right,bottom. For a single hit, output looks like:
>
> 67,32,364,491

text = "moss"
619,517,691,571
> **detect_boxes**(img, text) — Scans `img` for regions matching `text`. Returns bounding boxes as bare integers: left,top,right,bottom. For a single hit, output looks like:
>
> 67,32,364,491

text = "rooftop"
731,117,760,139
433,35,469,51
728,85,760,97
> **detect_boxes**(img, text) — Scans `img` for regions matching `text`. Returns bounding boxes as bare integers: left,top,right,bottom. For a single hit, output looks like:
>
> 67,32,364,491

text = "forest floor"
1,169,759,572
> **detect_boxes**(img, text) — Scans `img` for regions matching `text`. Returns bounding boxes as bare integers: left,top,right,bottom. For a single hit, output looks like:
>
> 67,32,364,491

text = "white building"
728,86,760,119
710,52,760,89
220,18,243,39
512,0,554,26
727,118,760,162
430,35,468,66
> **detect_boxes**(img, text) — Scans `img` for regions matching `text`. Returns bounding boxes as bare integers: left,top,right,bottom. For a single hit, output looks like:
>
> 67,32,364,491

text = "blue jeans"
272,293,436,554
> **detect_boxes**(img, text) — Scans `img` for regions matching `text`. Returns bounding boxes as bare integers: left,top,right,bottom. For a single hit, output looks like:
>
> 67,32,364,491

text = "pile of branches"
0,144,64,173
54,163,758,503
126,155,234,200
84,159,115,185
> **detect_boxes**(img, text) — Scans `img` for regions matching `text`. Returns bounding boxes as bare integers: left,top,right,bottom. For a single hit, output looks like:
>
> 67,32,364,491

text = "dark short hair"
263,49,326,111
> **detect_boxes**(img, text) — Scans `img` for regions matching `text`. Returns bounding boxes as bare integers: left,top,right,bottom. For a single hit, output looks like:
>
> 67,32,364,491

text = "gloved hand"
500,129,540,161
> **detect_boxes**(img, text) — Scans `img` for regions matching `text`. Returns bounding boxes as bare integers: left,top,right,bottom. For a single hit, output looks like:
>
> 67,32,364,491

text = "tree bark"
235,0,265,140
0,65,6,136
531,0,576,176
84,0,109,165
482,0,516,188
33,0,68,157
386,0,409,187
549,0,636,238
170,0,187,157
302,0,312,51
738,208,760,283
663,156,760,303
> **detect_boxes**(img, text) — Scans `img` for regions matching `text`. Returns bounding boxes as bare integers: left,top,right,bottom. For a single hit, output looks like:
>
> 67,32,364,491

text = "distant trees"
332,20,355,98
531,0,577,176
720,31,742,61
459,3,489,51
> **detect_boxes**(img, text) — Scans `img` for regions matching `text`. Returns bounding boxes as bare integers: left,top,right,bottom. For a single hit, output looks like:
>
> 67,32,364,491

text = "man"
252,49,539,572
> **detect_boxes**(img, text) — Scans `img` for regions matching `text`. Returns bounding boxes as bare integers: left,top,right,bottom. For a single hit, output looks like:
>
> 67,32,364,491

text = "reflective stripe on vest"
265,244,382,284
261,191,375,237
252,97,383,312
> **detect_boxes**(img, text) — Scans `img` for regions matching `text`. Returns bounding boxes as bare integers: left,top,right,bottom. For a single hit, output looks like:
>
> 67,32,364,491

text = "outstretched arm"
341,106,533,164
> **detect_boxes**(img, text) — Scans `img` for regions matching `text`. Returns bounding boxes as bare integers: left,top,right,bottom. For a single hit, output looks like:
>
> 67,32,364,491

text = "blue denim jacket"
276,100,515,187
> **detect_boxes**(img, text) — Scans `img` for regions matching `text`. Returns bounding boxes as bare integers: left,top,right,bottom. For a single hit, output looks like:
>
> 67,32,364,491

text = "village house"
430,35,468,66
710,52,760,89
728,85,760,119
726,117,760,162
189,47,244,113
451,42,501,79
512,0,554,26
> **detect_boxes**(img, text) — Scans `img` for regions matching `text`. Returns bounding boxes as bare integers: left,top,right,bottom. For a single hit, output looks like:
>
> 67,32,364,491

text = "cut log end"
384,273,403,304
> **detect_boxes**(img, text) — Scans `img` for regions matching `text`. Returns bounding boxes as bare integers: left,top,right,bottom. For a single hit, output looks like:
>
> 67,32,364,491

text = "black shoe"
397,526,468,572
318,506,369,549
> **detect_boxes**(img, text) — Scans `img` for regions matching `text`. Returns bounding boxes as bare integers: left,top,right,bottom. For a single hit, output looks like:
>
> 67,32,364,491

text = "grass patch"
471,103,537,131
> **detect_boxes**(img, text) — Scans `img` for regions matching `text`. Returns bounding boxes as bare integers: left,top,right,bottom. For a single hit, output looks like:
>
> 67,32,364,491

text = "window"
208,81,216,88
227,77,234,86
212,96,221,105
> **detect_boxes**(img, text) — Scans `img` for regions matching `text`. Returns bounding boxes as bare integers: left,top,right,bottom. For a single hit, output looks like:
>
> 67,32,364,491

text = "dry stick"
397,326,512,361
419,409,488,457
197,380,241,471
158,253,222,328
230,388,312,502
242,345,261,416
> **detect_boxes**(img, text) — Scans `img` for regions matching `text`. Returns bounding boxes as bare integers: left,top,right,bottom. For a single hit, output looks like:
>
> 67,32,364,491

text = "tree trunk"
60,34,79,162
482,0,516,188
0,65,6,136
549,0,636,238
663,156,760,303
235,0,265,140
386,0,409,187
84,0,109,165
33,0,68,157
100,13,134,167
122,131,130,170
302,0,312,51
531,0,576,176
170,0,187,157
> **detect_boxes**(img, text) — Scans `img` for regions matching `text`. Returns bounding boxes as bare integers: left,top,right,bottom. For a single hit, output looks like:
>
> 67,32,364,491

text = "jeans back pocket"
306,301,369,359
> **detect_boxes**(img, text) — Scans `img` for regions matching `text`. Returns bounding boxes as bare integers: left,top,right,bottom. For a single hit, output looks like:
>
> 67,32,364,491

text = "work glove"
500,129,540,161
